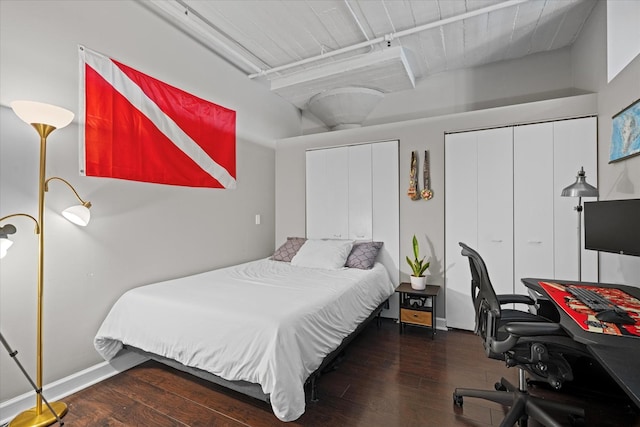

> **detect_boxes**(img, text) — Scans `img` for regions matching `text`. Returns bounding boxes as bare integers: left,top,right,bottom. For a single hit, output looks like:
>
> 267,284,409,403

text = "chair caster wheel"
453,393,463,407
495,382,507,391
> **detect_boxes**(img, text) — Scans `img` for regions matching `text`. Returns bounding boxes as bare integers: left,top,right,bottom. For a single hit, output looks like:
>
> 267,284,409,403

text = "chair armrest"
497,294,535,305
504,322,564,337
489,322,566,354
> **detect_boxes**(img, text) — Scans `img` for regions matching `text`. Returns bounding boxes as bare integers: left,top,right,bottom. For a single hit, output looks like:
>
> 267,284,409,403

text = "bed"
94,239,395,422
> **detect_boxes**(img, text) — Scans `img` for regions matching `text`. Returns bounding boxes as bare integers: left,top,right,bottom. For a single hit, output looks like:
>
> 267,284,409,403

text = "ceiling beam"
248,0,530,79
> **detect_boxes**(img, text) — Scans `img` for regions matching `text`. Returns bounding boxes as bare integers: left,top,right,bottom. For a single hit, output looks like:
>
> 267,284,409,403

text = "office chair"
453,242,588,427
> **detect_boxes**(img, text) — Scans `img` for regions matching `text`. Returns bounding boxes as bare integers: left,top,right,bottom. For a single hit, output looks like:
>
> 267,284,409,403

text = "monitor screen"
584,199,640,257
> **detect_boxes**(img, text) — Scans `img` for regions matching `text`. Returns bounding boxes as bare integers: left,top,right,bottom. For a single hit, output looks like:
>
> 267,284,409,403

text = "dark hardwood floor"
57,319,639,426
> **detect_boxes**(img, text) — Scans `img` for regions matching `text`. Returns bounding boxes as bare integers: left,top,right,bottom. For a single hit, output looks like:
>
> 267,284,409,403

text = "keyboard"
566,286,614,311
567,286,636,325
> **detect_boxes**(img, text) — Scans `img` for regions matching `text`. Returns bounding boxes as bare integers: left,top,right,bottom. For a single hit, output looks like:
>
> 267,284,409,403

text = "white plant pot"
410,275,427,290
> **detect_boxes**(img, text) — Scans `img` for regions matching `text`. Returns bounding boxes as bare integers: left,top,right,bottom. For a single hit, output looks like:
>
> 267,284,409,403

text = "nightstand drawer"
400,308,432,326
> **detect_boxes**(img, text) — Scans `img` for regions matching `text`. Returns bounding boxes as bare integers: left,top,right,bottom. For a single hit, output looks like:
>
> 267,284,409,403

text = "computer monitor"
584,199,640,257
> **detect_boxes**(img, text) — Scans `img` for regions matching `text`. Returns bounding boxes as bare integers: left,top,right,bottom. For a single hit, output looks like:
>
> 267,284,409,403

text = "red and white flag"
79,46,236,189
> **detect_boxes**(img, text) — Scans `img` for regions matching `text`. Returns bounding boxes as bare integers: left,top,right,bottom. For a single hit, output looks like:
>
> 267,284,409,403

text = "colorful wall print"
610,98,640,163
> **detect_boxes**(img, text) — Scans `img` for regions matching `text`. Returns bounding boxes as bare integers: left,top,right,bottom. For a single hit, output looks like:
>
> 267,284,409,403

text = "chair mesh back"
459,242,502,338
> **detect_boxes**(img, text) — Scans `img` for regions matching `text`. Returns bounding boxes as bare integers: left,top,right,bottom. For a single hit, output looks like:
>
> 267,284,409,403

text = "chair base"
453,377,585,427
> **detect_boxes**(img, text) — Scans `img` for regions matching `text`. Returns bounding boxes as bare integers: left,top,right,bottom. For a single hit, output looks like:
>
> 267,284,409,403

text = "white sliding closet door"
372,141,400,272
373,141,400,318
514,123,555,296
348,144,373,240
306,141,400,318
445,128,512,330
477,128,514,296
445,117,598,331
445,131,479,331
306,147,349,239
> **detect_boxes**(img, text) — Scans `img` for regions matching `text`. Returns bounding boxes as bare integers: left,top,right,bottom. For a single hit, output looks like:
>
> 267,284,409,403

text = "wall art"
610,98,640,163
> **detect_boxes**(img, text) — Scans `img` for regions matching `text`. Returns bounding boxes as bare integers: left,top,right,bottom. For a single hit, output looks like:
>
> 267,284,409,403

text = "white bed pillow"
290,239,354,270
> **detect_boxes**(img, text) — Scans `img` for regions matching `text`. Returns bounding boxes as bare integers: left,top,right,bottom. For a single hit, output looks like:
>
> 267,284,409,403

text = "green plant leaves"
407,235,430,277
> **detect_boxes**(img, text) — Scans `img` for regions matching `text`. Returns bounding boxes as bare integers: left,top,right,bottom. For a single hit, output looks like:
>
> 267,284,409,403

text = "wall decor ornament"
421,150,433,200
609,98,640,163
407,151,420,200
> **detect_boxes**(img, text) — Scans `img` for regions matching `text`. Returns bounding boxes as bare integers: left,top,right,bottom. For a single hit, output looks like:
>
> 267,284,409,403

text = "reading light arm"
0,213,40,234
45,176,92,209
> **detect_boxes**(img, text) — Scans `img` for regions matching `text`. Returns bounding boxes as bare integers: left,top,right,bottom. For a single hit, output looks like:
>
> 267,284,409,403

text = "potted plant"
406,235,430,290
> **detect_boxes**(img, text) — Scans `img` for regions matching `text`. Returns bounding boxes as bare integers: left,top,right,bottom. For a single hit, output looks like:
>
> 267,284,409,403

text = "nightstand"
396,282,440,338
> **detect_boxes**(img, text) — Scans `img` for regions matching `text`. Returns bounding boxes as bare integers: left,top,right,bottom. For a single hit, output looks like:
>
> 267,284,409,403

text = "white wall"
571,0,640,284
0,0,301,402
301,47,584,134
366,48,579,127
606,0,640,83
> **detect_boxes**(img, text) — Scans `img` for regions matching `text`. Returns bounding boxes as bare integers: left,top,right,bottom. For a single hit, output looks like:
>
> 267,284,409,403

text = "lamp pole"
37,124,65,421
561,167,598,282
9,122,68,427
576,197,583,282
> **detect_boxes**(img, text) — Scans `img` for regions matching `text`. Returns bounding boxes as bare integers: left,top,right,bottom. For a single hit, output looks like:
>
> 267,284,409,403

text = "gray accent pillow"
271,237,307,262
345,241,383,269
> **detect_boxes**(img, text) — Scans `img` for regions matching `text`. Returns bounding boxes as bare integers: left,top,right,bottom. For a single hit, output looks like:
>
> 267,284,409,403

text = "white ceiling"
145,0,597,126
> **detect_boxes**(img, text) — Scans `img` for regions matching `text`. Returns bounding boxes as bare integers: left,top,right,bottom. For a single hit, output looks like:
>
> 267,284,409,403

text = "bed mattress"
94,258,394,421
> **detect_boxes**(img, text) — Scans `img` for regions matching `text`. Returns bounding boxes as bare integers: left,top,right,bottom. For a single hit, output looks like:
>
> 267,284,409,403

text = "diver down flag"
79,46,236,189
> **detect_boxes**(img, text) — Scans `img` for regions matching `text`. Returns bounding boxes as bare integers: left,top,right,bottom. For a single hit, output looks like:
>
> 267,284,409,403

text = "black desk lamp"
561,167,598,281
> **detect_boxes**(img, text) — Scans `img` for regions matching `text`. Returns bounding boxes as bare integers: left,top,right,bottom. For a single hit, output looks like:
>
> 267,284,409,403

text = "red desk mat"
539,281,640,338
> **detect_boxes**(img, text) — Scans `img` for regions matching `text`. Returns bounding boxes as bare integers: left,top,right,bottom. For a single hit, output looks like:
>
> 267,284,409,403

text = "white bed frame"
125,298,389,404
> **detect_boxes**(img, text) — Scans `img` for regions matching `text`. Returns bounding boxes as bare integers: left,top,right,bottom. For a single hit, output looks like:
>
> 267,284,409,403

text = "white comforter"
94,259,394,421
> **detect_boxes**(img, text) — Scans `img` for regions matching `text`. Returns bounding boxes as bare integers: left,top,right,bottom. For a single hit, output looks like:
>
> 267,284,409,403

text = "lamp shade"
0,224,16,258
62,205,91,226
0,238,13,259
10,100,74,129
561,167,598,198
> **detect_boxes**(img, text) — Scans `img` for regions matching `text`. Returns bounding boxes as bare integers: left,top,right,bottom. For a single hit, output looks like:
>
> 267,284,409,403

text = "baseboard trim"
0,351,148,425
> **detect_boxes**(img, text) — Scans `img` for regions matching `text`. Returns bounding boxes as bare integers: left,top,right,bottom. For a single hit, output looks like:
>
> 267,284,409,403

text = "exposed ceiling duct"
306,87,385,130
272,46,415,109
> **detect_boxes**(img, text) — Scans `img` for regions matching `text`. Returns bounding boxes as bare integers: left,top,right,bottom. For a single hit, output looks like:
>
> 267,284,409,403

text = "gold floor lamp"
0,100,92,427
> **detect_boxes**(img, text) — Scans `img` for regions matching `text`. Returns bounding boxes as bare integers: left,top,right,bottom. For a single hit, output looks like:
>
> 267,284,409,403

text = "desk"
522,278,640,409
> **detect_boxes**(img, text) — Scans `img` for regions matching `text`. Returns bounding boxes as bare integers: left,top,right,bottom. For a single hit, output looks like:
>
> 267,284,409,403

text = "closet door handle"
527,240,543,244
491,239,503,243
